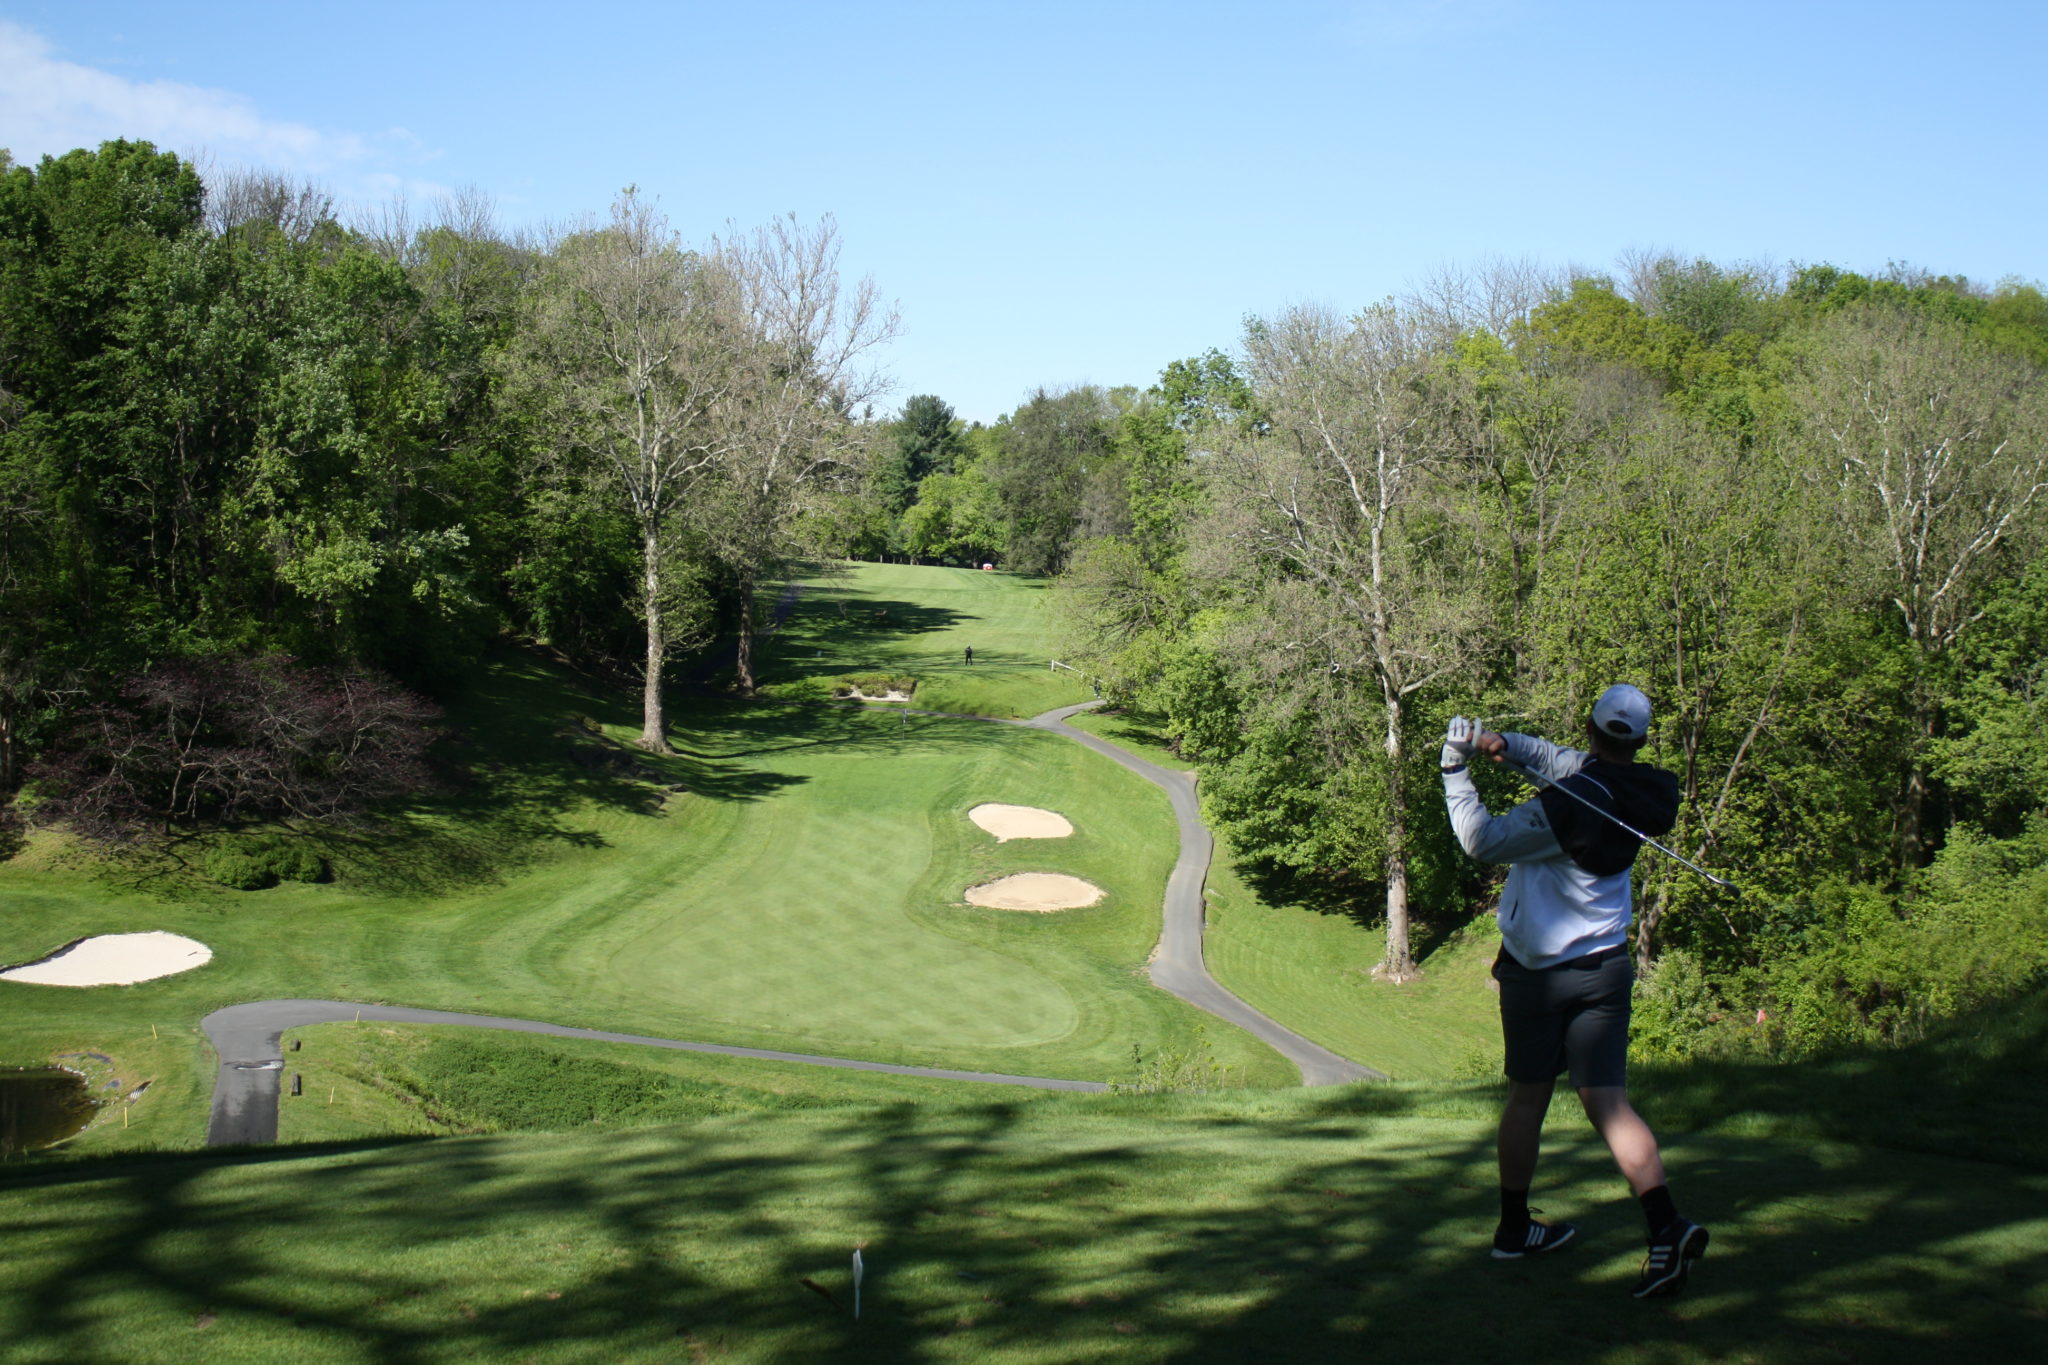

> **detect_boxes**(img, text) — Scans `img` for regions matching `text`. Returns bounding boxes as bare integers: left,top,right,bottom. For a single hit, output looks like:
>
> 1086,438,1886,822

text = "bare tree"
502,190,746,749
702,214,898,693
1789,305,2048,862
1403,255,1560,344
203,166,336,242
1206,303,1482,981
1614,246,1678,311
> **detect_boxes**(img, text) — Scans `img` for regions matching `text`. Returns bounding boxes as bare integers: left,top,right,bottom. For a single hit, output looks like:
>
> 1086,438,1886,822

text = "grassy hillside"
0,565,1297,1153
4,1042,2043,1363
272,1023,1063,1144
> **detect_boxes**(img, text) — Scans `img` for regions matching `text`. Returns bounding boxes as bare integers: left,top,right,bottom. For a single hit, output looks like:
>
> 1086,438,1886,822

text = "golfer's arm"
1443,767,1562,863
1500,732,1587,784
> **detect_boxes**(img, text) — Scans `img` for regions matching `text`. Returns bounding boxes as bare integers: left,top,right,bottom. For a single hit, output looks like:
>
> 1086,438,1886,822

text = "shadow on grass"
3,1072,2042,1362
665,695,1012,764
1228,848,1480,964
1633,983,2048,1170
756,594,979,668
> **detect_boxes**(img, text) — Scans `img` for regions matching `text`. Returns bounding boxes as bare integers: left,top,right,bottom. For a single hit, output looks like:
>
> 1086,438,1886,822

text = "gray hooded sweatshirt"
1442,732,1680,969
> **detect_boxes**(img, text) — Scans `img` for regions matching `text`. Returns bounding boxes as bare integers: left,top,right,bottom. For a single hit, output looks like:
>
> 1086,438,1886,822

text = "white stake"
851,1248,864,1321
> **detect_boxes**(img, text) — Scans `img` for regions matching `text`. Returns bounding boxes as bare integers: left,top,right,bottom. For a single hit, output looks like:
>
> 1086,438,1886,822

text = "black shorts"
1493,946,1633,1088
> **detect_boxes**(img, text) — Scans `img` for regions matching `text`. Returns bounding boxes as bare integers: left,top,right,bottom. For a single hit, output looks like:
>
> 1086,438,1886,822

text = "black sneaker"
1491,1217,1577,1259
1632,1219,1709,1298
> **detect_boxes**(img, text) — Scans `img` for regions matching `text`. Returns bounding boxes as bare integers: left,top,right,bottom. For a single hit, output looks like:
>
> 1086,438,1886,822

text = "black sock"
1639,1184,1678,1237
1501,1187,1530,1229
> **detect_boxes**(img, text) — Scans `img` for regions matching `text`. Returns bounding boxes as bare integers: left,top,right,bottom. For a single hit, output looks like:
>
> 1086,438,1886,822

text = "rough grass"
3,1056,2043,1363
274,1023,1056,1144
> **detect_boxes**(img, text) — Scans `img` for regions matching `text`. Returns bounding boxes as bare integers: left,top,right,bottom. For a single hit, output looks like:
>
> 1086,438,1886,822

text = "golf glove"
1442,716,1479,772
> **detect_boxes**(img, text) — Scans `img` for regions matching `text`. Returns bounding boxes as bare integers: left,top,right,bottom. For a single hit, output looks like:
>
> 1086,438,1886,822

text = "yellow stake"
151,1023,158,1041
328,1087,336,1105
123,1106,129,1129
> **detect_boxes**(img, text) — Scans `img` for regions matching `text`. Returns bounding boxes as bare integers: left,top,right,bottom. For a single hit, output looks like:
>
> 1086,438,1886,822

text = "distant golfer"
1439,684,1708,1298
964,645,974,666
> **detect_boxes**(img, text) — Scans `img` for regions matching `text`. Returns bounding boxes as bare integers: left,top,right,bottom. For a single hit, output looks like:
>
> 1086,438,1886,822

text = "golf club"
1490,752,1740,894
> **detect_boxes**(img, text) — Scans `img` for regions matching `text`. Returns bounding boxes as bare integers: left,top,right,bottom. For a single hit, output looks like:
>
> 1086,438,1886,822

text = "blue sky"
3,1,2043,423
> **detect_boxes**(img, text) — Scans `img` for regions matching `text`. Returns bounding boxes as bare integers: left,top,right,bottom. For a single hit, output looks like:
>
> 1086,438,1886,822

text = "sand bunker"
968,803,1074,841
964,873,1104,912
0,932,213,987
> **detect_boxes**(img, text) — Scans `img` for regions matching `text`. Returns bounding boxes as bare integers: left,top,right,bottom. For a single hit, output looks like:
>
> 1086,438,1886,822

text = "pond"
0,1069,99,1158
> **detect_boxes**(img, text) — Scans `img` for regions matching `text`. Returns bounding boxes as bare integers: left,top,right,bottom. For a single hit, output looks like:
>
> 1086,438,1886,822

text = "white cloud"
0,20,434,196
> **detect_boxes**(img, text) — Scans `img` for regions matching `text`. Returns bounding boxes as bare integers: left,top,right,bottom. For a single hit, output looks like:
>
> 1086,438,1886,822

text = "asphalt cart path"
1015,702,1381,1086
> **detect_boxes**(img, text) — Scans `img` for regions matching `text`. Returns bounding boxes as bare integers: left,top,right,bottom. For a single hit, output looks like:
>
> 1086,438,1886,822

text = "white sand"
964,873,1104,912
0,932,213,987
968,803,1074,842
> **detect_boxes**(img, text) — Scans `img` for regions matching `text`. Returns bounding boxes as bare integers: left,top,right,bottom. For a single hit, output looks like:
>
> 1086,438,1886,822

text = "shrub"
201,836,328,890
1630,949,1743,1062
26,654,442,840
1449,1042,1504,1080
256,840,327,883
204,847,275,890
830,673,917,699
1109,1027,1236,1094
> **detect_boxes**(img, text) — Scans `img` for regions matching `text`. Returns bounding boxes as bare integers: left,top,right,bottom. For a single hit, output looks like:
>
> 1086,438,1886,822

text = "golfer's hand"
1475,731,1507,762
1442,716,1477,771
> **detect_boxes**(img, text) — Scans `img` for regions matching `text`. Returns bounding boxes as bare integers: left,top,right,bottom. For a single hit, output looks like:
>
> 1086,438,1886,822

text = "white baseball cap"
1591,683,1652,741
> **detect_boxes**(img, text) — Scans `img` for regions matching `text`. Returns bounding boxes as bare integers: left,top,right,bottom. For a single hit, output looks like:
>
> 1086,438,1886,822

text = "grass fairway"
3,1077,2042,1362
0,566,1291,1152
757,562,1095,718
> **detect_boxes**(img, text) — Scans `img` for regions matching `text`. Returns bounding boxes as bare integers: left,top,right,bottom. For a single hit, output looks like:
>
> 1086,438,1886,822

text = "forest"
5,139,2047,1066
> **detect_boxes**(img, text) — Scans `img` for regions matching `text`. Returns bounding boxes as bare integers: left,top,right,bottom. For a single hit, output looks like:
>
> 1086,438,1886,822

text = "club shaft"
1496,756,1737,891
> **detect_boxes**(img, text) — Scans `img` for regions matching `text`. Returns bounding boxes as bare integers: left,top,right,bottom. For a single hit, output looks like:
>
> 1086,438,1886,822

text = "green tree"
1201,304,1484,981
499,190,742,749
875,393,965,517
982,386,1122,574
1782,305,2048,865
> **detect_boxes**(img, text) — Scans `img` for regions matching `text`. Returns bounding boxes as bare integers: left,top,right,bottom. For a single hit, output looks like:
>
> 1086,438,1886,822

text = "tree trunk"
1637,883,1669,974
735,570,758,696
1899,753,1929,870
1373,692,1423,982
639,529,672,753
1898,681,1937,870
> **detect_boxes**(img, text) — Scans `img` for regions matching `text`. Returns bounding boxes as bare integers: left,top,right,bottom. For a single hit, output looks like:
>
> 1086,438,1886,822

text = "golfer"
1439,684,1709,1298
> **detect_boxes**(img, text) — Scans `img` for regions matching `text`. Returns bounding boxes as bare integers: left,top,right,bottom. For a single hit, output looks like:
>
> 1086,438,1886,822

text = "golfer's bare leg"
1497,1080,1555,1189
1577,1086,1665,1195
